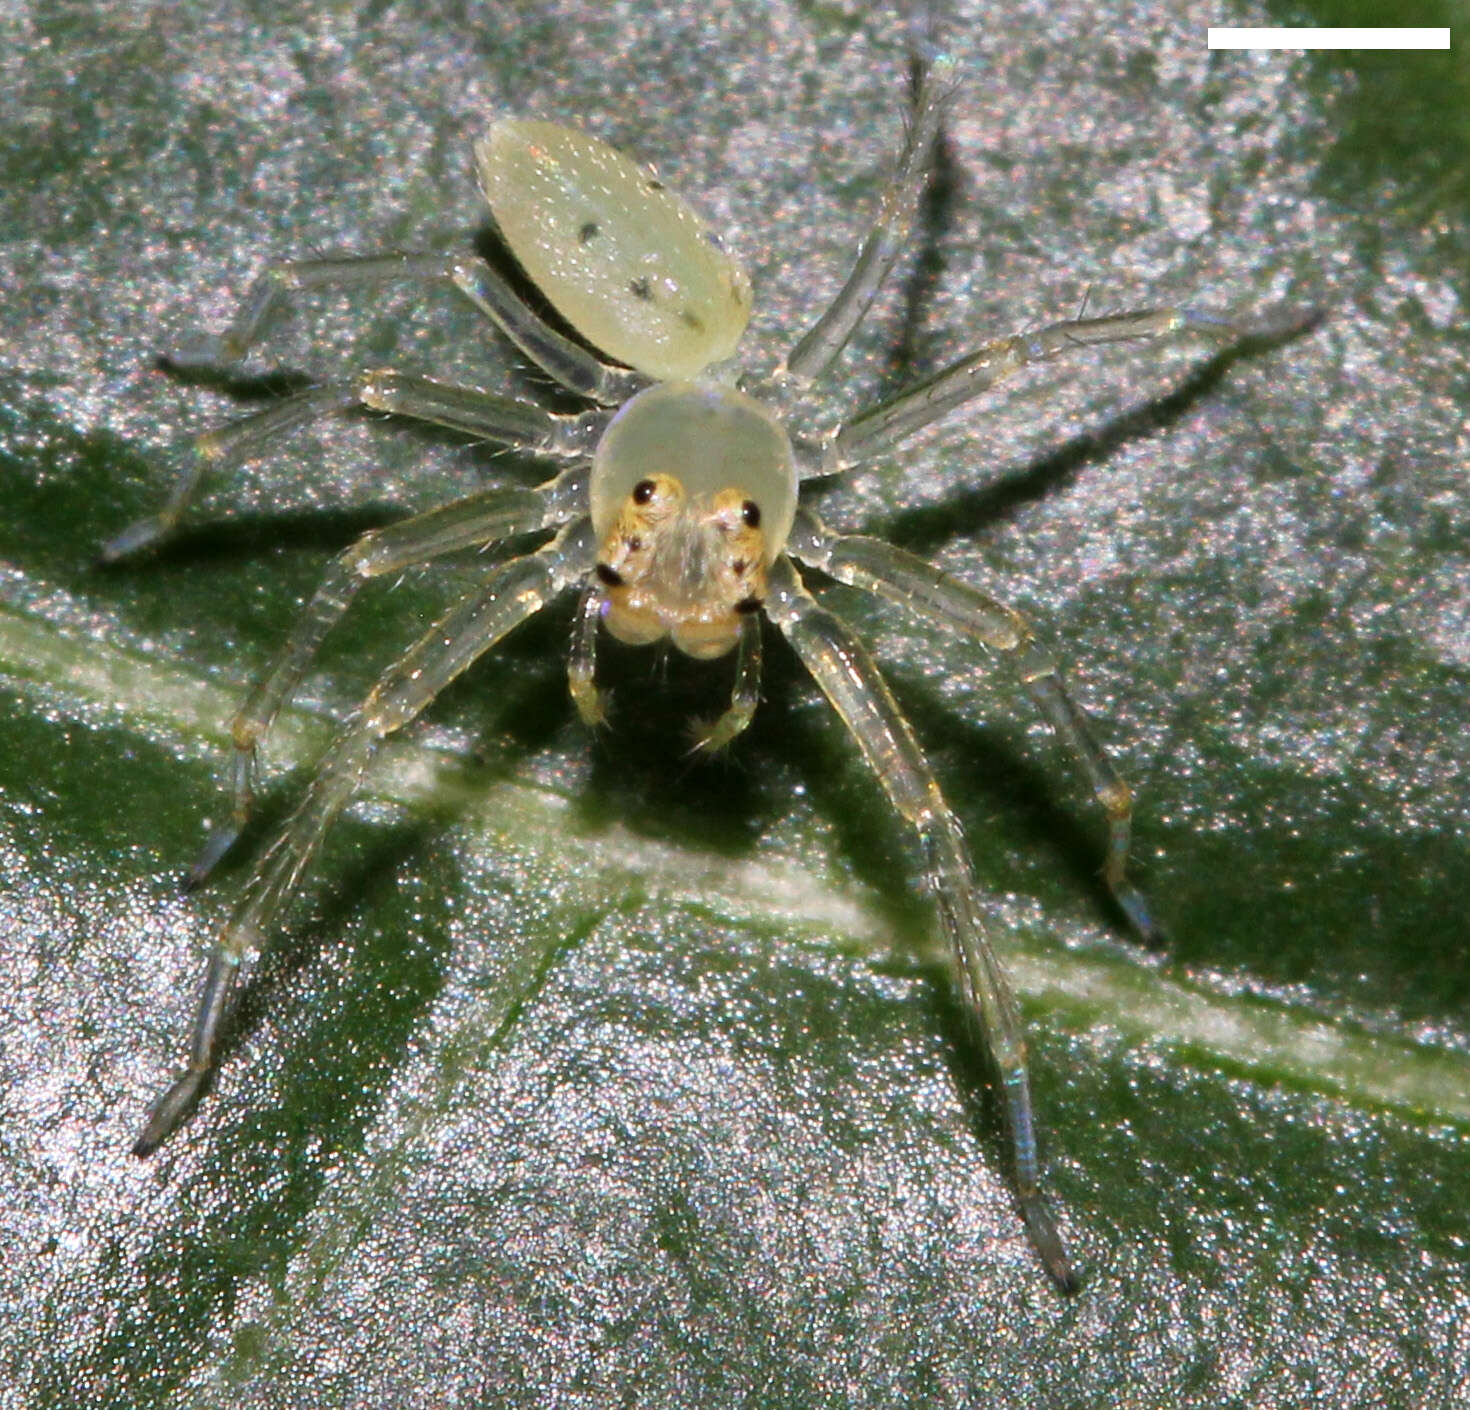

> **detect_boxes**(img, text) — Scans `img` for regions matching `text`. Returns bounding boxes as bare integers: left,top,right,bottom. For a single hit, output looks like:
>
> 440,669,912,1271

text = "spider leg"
167,251,645,405
689,612,763,754
763,554,1076,1292
133,518,597,1155
100,363,606,561
447,257,646,405
776,57,956,385
100,238,644,561
189,463,592,886
824,307,1256,471
789,508,1157,941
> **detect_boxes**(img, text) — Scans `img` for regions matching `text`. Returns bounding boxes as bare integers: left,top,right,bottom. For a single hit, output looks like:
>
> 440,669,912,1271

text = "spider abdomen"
477,120,752,382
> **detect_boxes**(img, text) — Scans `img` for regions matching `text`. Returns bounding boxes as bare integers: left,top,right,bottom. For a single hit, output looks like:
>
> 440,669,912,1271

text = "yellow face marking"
595,475,767,659
599,472,685,588
703,486,767,614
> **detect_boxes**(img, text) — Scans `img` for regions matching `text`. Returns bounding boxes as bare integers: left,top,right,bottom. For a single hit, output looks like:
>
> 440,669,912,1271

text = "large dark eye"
632,479,656,504
741,499,761,528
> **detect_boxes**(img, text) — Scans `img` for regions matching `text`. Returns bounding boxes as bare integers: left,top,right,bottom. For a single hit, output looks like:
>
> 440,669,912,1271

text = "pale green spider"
113,57,1300,1291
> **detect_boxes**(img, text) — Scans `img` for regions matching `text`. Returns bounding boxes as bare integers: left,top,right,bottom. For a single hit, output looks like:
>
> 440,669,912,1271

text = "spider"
112,56,1297,1292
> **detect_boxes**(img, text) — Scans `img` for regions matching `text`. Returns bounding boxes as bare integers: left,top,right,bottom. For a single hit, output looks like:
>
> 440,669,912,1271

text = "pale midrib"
3,599,1466,1127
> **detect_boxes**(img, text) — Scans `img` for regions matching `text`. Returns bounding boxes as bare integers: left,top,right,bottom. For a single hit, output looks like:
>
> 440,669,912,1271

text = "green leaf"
3,2,1466,1406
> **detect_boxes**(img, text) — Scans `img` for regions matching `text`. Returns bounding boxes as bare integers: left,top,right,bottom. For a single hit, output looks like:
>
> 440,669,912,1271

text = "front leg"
189,466,591,885
134,519,596,1154
763,554,1077,1291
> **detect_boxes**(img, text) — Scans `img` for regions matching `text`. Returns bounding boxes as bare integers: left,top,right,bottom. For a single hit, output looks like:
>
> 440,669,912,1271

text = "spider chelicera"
111,56,1298,1291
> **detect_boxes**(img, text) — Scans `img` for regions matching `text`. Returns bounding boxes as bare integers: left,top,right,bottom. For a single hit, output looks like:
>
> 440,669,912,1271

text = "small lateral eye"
741,499,761,528
632,479,656,505
595,563,624,587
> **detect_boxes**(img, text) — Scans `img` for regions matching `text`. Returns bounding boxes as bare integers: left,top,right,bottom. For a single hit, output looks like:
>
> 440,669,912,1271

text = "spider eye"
595,563,624,587
632,479,656,505
741,499,761,528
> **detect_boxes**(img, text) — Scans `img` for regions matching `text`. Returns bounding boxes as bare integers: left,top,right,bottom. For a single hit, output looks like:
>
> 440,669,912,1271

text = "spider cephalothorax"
590,382,793,657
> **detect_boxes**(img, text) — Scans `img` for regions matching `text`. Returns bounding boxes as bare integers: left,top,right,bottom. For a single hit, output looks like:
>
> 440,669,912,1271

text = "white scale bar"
1208,27,1450,50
